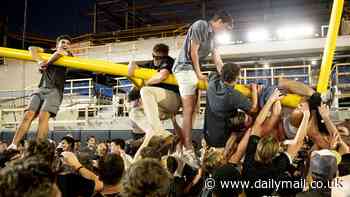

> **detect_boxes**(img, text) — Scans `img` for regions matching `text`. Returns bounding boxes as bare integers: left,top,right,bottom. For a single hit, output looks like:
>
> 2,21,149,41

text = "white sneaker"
182,148,200,169
7,143,17,150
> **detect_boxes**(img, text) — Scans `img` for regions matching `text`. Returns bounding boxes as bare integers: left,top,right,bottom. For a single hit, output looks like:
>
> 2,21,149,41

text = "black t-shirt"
204,72,252,147
38,49,73,95
168,176,186,197
242,135,300,197
93,192,122,197
141,56,179,94
57,173,95,197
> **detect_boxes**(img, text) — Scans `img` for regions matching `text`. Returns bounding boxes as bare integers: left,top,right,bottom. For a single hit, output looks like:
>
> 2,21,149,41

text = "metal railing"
1,63,350,129
334,63,350,108
64,78,94,97
238,65,312,86
0,103,130,129
0,57,4,65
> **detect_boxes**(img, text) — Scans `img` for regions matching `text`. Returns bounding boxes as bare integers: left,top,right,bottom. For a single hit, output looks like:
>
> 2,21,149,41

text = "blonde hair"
203,148,225,173
254,136,280,164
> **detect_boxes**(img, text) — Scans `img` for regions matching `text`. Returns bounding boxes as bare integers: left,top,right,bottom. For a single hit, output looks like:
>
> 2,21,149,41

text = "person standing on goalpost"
8,35,73,149
172,11,233,168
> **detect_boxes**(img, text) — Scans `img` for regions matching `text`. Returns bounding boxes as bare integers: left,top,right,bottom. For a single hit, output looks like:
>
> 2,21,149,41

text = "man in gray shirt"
172,11,233,168
8,35,73,149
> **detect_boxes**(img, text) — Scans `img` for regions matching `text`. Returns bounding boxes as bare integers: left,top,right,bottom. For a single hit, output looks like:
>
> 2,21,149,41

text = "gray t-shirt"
38,50,73,95
204,72,252,147
173,20,216,73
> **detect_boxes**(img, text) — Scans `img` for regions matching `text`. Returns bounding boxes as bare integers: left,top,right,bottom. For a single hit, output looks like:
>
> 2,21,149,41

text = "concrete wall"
74,36,184,63
72,35,350,62
0,59,40,91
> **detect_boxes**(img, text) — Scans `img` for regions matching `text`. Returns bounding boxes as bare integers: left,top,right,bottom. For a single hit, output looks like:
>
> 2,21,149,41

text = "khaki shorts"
174,70,198,96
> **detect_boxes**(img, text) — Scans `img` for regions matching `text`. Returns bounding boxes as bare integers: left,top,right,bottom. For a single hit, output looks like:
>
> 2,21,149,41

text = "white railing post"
70,81,73,95
85,106,89,126
335,64,339,86
308,64,312,85
271,67,274,85
88,79,92,99
0,110,2,130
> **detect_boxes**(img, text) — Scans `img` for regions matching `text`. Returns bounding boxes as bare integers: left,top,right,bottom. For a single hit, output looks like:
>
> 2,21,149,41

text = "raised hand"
318,103,330,119
38,60,48,71
272,100,282,115
269,89,284,103
61,151,81,169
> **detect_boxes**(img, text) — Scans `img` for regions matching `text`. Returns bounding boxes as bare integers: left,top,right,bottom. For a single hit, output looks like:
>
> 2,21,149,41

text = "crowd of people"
0,10,350,197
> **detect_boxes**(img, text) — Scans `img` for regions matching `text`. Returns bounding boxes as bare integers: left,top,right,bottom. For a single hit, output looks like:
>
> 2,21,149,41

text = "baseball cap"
309,149,338,180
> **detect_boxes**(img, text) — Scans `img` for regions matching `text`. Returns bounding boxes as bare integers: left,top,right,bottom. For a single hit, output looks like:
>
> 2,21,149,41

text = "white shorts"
174,70,198,96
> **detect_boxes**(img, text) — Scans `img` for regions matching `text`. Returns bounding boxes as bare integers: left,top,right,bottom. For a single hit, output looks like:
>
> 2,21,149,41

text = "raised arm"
319,104,350,155
249,84,259,114
61,151,103,192
286,103,310,160
228,129,252,164
261,101,282,136
46,48,68,65
127,61,140,77
251,89,283,137
329,131,350,155
318,104,338,136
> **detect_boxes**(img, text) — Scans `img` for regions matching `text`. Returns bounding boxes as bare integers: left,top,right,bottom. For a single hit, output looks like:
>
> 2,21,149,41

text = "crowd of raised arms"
1,10,350,197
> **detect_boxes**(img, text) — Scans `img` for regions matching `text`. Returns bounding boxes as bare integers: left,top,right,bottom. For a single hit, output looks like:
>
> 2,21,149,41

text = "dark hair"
153,43,169,55
76,152,95,172
0,156,56,197
61,136,75,150
127,87,141,102
56,35,72,43
211,10,233,26
87,136,96,142
112,138,126,150
229,111,246,131
338,153,350,176
99,154,124,186
221,63,240,83
166,156,178,174
140,146,161,160
0,149,20,168
121,159,171,197
212,164,242,197
25,140,56,165
19,139,25,147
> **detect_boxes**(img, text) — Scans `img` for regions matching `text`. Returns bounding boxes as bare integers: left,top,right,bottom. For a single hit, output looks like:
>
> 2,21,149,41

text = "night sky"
2,0,94,39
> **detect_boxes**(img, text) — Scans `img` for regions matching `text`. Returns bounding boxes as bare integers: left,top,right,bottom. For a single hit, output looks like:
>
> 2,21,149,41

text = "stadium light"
247,28,269,42
216,32,231,45
277,24,314,40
